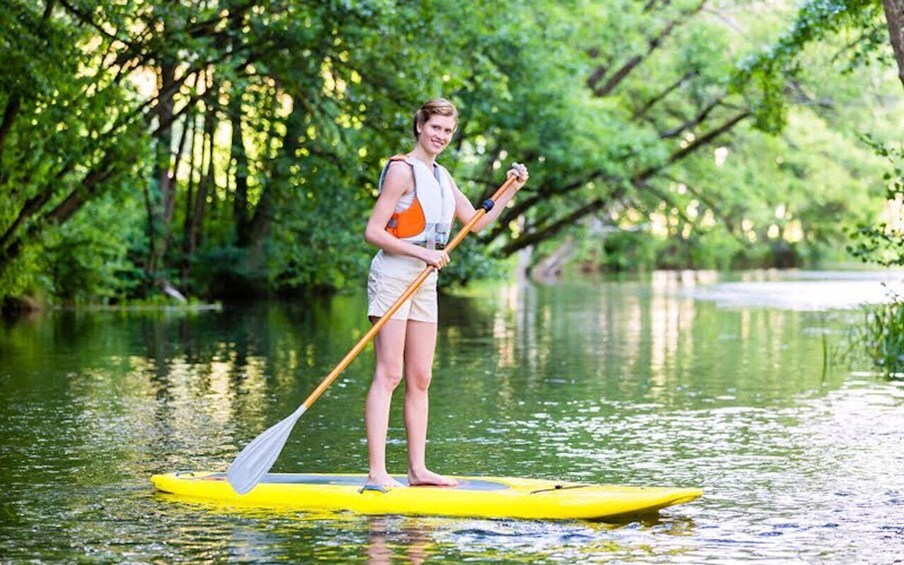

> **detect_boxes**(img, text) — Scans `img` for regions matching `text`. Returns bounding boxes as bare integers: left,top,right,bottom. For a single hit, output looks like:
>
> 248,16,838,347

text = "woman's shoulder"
384,157,415,177
380,156,415,192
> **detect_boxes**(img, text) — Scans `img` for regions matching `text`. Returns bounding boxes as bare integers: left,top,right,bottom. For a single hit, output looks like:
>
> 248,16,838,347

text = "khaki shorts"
367,269,439,323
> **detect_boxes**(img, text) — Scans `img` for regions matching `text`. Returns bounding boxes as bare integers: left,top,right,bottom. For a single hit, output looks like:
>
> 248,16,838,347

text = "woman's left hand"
507,162,529,185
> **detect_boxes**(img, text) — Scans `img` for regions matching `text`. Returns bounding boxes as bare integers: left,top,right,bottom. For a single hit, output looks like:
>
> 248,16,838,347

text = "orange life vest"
379,155,455,248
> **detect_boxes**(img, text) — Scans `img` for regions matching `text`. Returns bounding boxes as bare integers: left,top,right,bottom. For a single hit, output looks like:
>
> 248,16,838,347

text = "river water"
1,270,903,563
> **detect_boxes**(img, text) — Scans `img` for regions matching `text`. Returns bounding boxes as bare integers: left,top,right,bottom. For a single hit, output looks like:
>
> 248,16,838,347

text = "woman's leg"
403,320,458,486
365,316,407,487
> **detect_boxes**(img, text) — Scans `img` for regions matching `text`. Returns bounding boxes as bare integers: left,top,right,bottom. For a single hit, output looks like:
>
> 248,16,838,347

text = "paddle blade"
227,405,306,495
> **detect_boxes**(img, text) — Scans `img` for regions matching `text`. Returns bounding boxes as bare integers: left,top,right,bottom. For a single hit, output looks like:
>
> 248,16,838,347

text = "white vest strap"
378,156,455,247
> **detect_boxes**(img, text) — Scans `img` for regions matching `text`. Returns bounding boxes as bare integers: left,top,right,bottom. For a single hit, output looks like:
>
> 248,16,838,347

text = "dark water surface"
2,271,903,563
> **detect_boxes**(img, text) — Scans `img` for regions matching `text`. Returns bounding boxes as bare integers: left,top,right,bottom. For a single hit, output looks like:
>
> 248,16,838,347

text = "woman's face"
417,114,456,155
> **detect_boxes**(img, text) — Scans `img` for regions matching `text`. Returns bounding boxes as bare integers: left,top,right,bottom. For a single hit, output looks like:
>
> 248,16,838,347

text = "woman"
363,98,528,489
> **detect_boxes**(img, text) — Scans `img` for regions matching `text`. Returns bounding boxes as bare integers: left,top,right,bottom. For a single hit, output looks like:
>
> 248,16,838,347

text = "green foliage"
1,0,902,308
437,237,504,287
731,0,888,133
0,1,149,306
855,289,904,376
598,230,660,272
39,193,146,304
847,137,904,266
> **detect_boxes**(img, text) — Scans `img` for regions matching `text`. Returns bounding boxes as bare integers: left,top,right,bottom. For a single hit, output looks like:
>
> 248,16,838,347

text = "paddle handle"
299,176,519,410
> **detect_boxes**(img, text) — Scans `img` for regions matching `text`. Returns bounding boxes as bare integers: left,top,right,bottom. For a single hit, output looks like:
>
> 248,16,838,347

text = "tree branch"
45,155,118,225
484,170,617,249
485,105,748,254
634,110,751,181
633,69,699,119
0,152,118,274
659,93,726,139
0,192,53,255
658,173,747,243
500,196,613,255
485,172,610,243
56,0,137,50
644,0,672,12
588,0,706,96
663,111,750,167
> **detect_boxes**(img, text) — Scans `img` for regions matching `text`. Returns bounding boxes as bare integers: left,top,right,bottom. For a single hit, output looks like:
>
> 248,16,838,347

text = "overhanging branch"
588,0,706,97
634,110,751,182
659,94,726,139
500,197,611,255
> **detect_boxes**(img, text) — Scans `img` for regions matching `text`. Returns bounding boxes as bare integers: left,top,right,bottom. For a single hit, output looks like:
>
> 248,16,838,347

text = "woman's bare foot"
408,469,458,487
366,473,404,489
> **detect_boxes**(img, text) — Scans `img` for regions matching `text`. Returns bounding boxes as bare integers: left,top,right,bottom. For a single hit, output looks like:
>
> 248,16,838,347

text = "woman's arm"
450,165,528,232
364,162,449,269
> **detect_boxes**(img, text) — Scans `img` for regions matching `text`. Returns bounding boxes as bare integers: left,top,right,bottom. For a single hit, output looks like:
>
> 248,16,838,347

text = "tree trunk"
180,114,199,286
146,60,177,285
882,0,904,89
182,99,215,285
229,90,251,246
530,236,575,279
0,96,20,171
243,100,304,262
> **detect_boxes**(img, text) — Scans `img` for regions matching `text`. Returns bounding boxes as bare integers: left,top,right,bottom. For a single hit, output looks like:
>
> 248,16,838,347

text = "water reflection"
1,272,903,562
364,516,433,564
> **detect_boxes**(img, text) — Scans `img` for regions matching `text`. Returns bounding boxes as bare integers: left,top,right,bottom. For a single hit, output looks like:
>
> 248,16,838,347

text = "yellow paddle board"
151,472,702,521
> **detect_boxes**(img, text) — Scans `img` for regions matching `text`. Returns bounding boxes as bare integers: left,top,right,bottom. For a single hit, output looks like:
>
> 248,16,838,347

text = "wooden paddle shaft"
300,176,519,410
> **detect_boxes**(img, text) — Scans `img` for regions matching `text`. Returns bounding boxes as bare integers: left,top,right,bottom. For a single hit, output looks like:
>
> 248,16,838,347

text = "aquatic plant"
856,285,904,377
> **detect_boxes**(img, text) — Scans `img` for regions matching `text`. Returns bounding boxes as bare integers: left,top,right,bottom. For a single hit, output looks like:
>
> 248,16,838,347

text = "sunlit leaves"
2,0,902,306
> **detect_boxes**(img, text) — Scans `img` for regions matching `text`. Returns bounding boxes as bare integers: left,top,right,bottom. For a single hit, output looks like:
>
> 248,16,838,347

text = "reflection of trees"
435,274,844,420
0,279,857,564
0,279,848,483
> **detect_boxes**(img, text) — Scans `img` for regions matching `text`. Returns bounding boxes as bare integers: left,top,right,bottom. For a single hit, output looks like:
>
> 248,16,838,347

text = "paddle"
227,174,520,495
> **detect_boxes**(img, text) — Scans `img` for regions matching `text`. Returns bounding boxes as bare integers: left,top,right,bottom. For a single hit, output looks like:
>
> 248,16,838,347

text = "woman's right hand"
507,162,528,180
506,162,529,192
420,248,450,270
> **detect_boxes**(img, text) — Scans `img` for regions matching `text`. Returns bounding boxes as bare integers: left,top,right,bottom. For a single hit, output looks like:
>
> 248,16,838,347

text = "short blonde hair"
412,98,458,138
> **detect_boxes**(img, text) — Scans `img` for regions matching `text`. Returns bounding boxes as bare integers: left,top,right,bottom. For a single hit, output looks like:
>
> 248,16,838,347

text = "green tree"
2,0,902,308
0,1,148,305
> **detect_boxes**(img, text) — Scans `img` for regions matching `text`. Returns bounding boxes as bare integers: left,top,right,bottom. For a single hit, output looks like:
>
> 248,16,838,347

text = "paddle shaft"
299,176,518,410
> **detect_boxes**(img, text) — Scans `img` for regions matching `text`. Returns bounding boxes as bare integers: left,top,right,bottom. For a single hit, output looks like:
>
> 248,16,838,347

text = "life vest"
378,155,455,248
